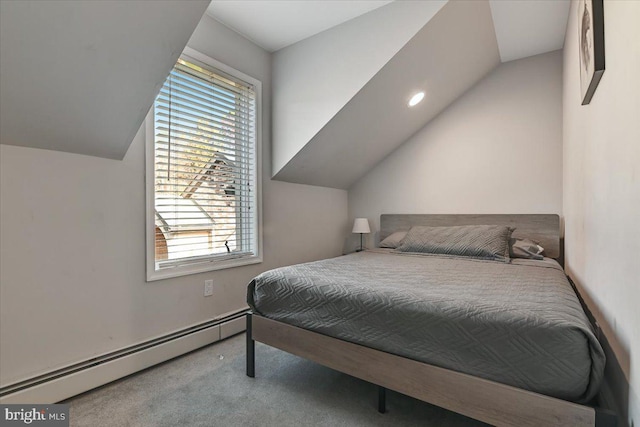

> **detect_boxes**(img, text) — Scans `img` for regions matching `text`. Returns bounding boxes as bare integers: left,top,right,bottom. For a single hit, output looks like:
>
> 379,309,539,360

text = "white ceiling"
0,0,571,163
206,1,393,52
207,0,570,60
489,0,571,62
274,0,501,189
0,0,209,159
205,0,571,189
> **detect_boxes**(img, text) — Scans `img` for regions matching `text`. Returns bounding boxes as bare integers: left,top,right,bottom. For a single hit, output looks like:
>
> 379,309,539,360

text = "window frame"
145,47,262,281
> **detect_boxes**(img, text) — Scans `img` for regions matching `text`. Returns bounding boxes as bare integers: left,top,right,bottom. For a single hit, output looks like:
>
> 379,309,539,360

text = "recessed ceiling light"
408,92,425,107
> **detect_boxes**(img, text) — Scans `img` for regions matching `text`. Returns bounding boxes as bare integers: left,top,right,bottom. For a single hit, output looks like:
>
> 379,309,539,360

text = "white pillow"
509,238,545,260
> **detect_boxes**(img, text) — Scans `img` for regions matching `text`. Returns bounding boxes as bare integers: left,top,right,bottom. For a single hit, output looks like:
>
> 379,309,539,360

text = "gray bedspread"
247,251,605,403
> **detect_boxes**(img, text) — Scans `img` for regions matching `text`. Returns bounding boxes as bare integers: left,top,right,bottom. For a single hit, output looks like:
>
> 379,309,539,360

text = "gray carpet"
65,333,486,426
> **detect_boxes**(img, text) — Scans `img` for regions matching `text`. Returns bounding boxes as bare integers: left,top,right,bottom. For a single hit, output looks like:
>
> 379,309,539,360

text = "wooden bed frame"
246,214,615,427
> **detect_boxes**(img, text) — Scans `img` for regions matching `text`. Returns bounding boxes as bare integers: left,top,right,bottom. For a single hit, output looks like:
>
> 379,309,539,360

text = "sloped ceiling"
206,0,393,52
0,0,210,159
490,0,570,62
270,0,447,177
273,0,500,189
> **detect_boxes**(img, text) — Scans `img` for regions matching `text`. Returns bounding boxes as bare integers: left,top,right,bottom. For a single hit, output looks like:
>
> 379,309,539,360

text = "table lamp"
352,218,370,252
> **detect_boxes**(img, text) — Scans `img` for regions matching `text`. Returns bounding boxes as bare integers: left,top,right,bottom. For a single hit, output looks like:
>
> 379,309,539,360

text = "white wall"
563,1,640,425
271,0,446,176
0,14,348,387
349,51,563,245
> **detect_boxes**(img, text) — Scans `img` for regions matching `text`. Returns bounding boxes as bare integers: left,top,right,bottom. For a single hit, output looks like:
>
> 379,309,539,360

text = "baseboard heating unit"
0,310,247,404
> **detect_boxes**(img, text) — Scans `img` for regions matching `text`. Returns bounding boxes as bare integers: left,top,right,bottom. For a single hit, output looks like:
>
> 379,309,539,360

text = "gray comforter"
248,250,605,403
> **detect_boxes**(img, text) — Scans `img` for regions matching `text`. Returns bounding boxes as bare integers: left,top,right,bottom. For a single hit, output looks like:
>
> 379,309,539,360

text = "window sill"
146,255,263,281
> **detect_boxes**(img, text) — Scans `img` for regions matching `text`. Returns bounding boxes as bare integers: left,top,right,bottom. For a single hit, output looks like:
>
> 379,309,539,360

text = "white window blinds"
151,53,259,276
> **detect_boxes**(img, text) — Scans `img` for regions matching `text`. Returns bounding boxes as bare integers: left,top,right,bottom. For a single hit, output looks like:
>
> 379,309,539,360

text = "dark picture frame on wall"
578,0,605,105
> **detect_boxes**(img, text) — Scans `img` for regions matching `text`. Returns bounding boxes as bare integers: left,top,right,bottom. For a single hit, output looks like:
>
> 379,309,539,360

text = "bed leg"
378,386,386,414
595,407,617,427
246,312,255,378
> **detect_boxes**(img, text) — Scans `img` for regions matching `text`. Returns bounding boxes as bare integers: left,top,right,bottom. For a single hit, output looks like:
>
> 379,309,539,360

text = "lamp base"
356,232,365,253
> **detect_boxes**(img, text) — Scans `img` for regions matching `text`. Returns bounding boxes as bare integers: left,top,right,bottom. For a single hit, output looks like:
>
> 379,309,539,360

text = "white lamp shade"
352,218,371,234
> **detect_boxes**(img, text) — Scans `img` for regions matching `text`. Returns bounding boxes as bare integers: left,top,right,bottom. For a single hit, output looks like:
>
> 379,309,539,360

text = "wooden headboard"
380,214,561,260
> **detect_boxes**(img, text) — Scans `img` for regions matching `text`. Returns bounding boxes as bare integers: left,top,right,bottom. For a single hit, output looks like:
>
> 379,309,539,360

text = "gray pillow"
396,225,513,261
510,238,545,260
379,231,408,248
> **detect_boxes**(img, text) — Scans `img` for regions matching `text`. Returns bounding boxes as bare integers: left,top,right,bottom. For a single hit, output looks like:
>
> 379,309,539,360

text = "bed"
245,214,615,426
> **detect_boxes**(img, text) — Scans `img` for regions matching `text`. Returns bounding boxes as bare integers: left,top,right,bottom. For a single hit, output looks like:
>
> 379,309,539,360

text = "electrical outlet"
204,280,214,297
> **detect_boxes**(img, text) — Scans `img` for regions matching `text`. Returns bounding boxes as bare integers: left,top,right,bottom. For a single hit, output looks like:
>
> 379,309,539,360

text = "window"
146,47,261,281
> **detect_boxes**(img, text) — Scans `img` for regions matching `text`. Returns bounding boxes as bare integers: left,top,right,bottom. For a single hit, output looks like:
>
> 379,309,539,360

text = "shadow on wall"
572,278,633,427
342,225,379,255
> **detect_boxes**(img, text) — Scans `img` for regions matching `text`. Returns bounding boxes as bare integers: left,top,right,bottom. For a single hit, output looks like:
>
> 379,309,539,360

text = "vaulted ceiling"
206,1,394,52
0,0,570,187
250,0,569,189
273,0,500,189
0,0,209,159
208,0,570,61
